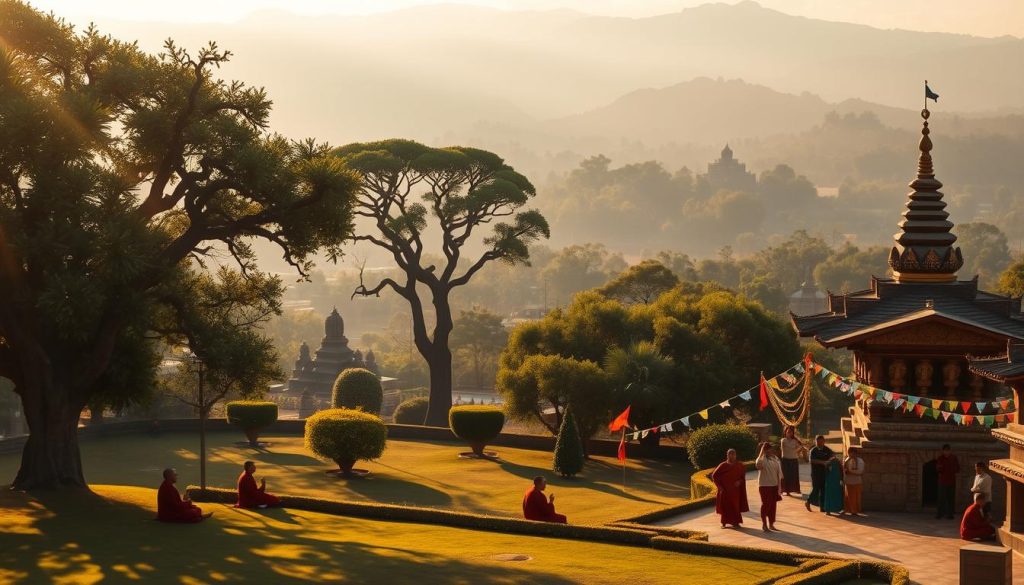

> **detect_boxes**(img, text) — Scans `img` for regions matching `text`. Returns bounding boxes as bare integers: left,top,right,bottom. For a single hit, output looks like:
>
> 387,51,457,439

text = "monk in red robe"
236,461,281,509
157,468,209,523
523,476,567,523
961,493,996,541
712,448,749,528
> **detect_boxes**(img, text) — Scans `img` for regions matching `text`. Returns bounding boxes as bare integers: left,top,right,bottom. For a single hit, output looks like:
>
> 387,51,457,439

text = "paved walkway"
655,464,1021,585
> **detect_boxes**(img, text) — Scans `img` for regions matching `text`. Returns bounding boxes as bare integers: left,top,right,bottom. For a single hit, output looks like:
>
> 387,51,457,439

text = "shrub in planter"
225,401,278,447
553,406,584,477
305,408,387,477
448,405,504,458
686,423,758,470
332,368,383,414
393,396,429,425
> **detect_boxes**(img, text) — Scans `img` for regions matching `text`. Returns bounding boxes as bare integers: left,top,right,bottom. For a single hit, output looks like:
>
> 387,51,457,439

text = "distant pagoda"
700,144,757,194
286,308,371,398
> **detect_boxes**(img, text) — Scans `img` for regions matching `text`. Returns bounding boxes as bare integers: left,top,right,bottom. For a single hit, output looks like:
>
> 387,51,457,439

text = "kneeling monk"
157,468,209,523
236,461,281,509
523,476,567,523
961,493,996,541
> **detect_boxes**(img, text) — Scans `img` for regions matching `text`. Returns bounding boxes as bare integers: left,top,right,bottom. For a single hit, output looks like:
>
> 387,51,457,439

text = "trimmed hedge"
304,408,387,475
685,424,758,470
332,368,383,414
185,486,663,546
393,396,429,425
448,405,504,456
225,401,278,446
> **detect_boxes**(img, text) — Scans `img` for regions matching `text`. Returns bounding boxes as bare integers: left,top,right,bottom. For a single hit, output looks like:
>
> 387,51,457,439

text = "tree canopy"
336,139,548,426
0,2,357,489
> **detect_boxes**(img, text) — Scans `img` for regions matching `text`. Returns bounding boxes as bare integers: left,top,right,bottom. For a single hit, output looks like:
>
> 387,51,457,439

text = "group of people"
157,461,282,523
712,428,866,531
711,431,1001,543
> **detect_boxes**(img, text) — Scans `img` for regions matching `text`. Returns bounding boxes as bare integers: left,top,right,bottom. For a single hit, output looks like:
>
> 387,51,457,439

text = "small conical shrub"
553,405,585,477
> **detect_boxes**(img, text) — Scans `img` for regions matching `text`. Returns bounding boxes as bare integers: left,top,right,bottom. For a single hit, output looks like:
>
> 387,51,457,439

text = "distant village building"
285,308,377,399
699,144,757,194
788,273,828,316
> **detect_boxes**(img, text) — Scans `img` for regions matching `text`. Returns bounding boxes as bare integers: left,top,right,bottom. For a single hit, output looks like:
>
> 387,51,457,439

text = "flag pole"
621,427,626,491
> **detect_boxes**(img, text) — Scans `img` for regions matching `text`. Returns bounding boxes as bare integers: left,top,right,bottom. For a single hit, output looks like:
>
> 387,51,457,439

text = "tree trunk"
423,344,453,427
13,384,86,490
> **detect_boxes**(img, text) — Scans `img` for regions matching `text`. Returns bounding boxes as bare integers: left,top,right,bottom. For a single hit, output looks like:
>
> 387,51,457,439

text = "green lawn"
0,431,693,525
0,485,793,585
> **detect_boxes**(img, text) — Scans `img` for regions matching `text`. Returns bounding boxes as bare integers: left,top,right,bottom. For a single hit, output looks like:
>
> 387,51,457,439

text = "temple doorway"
921,460,938,507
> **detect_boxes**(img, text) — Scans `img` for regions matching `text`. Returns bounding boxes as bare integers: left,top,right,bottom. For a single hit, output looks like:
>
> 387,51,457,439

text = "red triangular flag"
961,401,973,414
617,435,627,461
963,415,974,426
760,374,769,411
609,406,631,432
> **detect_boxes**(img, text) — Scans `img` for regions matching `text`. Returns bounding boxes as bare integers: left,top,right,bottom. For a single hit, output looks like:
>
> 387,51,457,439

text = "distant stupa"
286,308,368,397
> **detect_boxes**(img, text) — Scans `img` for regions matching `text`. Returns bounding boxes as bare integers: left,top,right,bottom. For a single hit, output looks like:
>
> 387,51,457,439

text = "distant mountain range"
89,0,1022,151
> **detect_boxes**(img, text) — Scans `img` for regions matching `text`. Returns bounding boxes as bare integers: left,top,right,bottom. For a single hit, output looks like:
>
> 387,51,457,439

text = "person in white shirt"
843,447,865,516
779,426,805,495
755,442,783,532
971,461,993,518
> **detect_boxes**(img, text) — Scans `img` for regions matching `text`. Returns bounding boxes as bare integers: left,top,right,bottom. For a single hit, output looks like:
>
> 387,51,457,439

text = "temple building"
286,308,374,398
970,345,1024,555
698,144,757,195
793,108,1016,514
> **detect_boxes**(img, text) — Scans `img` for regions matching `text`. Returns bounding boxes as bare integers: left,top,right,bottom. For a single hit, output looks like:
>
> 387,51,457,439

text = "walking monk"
523,476,567,523
157,468,209,523
712,448,749,528
236,461,281,509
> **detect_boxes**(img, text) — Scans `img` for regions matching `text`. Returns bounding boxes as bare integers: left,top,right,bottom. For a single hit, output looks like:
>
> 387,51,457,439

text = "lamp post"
186,351,207,490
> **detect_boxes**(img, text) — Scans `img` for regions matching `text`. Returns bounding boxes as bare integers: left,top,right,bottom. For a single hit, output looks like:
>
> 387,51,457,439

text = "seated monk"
236,461,281,509
157,468,210,523
522,476,567,523
961,493,996,541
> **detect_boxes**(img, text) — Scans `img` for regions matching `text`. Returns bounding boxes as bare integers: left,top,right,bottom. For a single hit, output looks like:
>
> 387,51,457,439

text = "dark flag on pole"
925,82,939,102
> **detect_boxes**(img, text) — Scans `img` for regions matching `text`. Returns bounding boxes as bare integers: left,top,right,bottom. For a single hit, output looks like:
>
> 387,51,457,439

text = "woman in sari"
779,426,804,495
712,448,749,528
822,457,845,515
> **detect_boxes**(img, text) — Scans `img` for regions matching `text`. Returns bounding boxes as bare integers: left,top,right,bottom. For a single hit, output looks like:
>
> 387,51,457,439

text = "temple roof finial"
887,106,963,283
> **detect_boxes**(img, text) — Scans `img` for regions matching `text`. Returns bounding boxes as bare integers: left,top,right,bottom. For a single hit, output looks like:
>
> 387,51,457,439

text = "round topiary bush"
449,405,505,458
393,396,429,425
332,368,383,414
225,401,279,447
686,423,758,470
304,408,387,477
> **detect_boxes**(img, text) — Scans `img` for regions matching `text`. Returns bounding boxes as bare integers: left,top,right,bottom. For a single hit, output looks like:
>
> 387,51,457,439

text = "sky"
26,0,1024,38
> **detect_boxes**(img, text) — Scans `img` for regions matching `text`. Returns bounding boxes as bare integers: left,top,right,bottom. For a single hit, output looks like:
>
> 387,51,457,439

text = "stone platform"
656,463,1022,585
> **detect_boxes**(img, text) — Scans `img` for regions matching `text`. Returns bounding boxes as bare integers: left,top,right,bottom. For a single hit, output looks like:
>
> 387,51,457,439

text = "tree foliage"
598,260,680,304
450,308,508,388
332,368,383,414
0,2,357,489
498,285,801,442
336,139,548,426
552,404,585,477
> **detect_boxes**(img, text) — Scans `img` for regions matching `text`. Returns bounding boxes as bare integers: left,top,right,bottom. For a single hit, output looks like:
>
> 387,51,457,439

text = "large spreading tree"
0,2,357,489
336,140,548,426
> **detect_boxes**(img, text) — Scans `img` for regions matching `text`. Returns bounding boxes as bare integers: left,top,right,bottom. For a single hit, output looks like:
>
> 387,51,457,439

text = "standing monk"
236,461,282,509
935,444,960,519
157,468,210,523
522,476,567,523
843,447,865,516
712,448,749,528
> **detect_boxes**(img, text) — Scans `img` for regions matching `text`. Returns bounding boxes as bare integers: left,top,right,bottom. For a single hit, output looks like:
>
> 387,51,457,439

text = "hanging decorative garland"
622,356,1015,440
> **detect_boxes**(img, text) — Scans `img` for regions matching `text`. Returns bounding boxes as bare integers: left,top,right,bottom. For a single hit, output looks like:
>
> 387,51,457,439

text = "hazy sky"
27,0,1024,38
